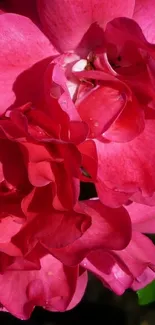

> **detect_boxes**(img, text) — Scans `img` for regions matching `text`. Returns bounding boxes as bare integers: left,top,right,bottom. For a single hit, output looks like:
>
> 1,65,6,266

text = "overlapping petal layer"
0,0,155,320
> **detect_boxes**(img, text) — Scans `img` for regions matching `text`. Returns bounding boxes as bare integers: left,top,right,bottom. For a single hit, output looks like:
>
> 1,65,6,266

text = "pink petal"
49,199,131,265
0,216,23,273
74,68,141,142
0,13,57,114
37,0,135,52
81,251,133,295
105,17,148,49
0,216,22,243
0,255,79,319
96,180,131,208
114,231,155,277
125,202,155,233
67,269,88,310
103,95,145,142
44,61,81,122
95,119,155,206
76,85,126,138
133,0,155,43
131,190,155,206
82,232,155,293
13,196,91,254
44,57,89,144
0,216,22,258
132,267,155,290
20,141,81,210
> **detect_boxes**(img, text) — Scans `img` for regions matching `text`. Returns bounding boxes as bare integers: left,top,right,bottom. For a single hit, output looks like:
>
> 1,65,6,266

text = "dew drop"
94,122,99,127
89,117,93,121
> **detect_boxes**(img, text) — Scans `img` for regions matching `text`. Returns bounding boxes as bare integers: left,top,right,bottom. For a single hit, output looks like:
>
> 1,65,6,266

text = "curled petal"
131,267,155,290
13,197,91,255
125,202,155,233
37,0,135,52
76,85,126,138
50,199,131,265
103,96,145,142
113,232,155,279
0,255,80,319
81,251,133,295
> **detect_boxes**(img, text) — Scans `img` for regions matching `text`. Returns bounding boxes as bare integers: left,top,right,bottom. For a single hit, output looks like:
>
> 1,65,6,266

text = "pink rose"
0,1,155,208
0,0,155,318
0,199,131,319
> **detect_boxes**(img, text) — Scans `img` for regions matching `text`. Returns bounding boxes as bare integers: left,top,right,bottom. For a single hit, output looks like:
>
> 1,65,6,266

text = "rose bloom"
0,0,155,206
0,51,130,317
0,0,155,320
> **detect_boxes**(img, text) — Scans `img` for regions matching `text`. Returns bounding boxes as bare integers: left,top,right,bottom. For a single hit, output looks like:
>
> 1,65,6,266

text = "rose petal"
0,255,79,319
81,251,133,295
37,0,135,52
0,13,57,114
95,119,155,206
76,85,126,138
125,202,155,233
114,231,155,277
13,199,91,254
50,199,131,265
131,267,155,290
67,268,88,310
103,96,145,142
133,0,155,43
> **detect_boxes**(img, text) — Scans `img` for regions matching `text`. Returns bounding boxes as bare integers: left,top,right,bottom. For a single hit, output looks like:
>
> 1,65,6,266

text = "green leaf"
137,281,155,305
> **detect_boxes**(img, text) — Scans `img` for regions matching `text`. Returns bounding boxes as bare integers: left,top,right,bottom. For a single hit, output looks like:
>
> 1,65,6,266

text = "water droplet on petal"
94,122,99,127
